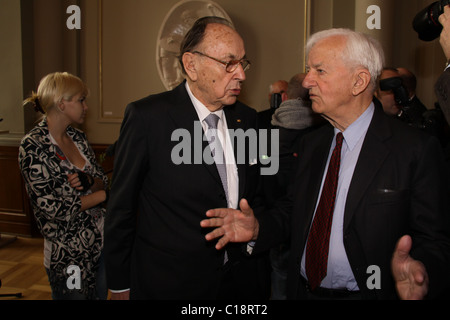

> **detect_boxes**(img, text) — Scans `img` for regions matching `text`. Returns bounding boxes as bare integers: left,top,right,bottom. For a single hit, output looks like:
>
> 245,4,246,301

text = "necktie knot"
204,113,220,129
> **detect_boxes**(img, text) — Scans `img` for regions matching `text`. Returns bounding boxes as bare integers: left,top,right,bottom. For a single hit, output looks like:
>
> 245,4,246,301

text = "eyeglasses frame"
192,51,251,73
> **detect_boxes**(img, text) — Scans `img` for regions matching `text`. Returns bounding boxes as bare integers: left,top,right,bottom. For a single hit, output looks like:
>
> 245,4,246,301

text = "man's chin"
222,96,238,106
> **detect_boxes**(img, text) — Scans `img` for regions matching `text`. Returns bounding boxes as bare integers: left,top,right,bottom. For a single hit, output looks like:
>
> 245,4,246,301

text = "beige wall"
81,0,307,144
1,0,448,146
0,0,24,135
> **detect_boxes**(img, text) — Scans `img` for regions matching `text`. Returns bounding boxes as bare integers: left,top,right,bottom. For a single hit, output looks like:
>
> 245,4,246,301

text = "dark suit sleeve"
435,68,450,125
251,131,305,254
409,134,450,298
104,102,149,291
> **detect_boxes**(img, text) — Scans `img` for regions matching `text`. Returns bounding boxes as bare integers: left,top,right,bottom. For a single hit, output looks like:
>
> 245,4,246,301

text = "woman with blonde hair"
19,72,108,300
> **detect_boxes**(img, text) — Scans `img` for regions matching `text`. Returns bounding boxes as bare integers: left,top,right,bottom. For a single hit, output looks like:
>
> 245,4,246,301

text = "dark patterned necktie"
305,132,344,290
204,114,228,202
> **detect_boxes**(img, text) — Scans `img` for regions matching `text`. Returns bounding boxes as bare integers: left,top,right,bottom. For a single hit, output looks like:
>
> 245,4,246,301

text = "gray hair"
306,28,385,91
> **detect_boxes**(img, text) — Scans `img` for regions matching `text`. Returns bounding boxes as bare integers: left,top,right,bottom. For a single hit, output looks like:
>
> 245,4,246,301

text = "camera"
413,0,450,41
270,93,282,109
379,77,410,107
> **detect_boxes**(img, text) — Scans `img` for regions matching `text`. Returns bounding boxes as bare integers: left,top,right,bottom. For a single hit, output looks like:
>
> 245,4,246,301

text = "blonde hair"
24,72,89,114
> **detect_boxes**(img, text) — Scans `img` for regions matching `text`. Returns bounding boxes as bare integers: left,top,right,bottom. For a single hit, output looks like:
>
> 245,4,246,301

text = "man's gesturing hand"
200,199,259,250
391,235,429,300
439,5,450,60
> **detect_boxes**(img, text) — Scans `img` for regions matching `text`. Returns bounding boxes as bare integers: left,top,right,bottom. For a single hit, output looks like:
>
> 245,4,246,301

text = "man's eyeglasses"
192,51,251,73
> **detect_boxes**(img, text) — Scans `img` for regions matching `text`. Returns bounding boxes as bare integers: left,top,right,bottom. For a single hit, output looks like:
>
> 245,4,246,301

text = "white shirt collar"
185,82,224,123
336,102,374,152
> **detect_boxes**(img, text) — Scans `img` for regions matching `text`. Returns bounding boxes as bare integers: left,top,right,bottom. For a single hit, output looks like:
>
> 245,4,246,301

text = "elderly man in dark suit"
202,28,450,300
104,16,270,300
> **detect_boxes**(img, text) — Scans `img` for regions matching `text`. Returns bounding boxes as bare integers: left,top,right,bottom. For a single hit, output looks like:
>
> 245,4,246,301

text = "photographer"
377,66,449,147
396,67,429,128
376,68,403,117
436,4,450,126
257,80,288,130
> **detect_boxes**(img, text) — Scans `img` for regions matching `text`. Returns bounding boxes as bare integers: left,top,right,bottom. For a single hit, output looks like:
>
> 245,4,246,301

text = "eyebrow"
226,53,247,61
308,62,324,69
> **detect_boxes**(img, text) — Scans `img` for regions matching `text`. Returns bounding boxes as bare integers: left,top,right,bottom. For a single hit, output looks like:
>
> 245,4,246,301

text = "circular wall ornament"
156,0,233,90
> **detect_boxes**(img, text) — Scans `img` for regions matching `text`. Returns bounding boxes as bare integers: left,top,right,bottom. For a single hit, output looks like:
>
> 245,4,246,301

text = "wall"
0,0,448,146
0,0,24,135
81,0,307,144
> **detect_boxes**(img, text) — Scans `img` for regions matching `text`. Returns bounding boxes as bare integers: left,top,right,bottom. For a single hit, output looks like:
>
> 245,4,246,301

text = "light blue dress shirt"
301,102,375,291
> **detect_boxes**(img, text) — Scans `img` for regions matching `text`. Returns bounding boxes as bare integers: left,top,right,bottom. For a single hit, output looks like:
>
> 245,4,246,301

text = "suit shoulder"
384,112,429,141
435,69,450,101
129,90,172,109
301,122,333,141
124,90,177,119
373,111,443,162
233,101,258,117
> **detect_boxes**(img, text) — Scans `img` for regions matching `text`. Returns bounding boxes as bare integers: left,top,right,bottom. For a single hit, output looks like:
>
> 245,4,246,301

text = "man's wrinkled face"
189,24,247,111
303,36,356,121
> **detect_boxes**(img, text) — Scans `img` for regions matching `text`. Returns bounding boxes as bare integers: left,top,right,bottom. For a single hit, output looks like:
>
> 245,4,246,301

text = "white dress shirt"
185,82,239,210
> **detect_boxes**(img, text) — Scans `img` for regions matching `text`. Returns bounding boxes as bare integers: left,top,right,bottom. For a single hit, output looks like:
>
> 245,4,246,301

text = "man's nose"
302,72,314,88
234,64,246,81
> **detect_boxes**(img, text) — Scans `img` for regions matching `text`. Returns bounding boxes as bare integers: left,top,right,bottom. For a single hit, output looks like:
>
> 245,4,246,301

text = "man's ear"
182,52,198,81
353,69,371,96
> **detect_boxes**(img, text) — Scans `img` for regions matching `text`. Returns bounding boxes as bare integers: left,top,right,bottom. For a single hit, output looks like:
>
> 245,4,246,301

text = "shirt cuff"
246,241,255,255
110,288,130,293
445,60,450,71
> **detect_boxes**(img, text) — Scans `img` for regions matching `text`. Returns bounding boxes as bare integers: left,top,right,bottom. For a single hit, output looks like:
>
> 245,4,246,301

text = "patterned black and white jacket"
18,118,108,298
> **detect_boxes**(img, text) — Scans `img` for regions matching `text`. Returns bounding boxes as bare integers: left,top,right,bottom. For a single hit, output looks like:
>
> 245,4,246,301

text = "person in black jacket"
104,16,270,300
202,28,450,300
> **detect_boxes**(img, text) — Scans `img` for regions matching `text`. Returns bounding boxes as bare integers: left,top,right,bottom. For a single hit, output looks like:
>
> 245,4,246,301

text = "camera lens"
413,1,444,41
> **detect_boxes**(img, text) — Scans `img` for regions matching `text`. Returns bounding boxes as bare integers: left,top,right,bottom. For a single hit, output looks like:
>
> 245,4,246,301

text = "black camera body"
379,77,411,107
270,93,282,109
413,0,450,41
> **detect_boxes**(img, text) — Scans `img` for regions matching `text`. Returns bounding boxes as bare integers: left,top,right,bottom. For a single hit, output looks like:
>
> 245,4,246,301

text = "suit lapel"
167,82,222,186
304,126,335,226
343,103,391,232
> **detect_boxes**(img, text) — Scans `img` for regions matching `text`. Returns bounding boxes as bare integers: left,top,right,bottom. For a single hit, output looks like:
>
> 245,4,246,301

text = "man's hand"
200,199,259,250
109,290,130,300
391,235,429,300
439,5,450,60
